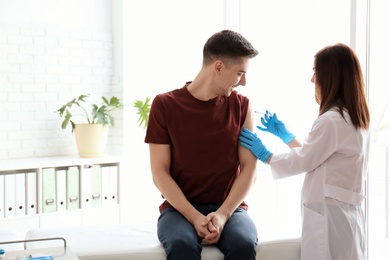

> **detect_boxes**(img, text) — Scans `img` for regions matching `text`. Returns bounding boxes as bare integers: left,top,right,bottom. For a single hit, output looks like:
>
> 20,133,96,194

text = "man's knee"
165,237,202,260
224,237,257,260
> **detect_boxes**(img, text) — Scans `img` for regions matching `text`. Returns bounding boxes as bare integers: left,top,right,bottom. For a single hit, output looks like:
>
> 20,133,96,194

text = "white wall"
0,0,112,30
120,0,226,223
0,0,122,159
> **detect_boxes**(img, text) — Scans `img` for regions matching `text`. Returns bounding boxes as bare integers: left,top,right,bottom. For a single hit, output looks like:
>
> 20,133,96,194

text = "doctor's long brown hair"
314,43,370,130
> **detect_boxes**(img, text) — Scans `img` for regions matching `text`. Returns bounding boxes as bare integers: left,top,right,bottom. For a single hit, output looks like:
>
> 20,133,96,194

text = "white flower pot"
74,124,109,158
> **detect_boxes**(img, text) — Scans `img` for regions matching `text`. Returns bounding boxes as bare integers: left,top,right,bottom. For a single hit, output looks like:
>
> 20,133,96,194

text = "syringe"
254,111,266,115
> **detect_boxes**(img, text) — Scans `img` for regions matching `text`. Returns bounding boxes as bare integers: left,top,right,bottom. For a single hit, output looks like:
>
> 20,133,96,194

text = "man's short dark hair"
203,30,259,65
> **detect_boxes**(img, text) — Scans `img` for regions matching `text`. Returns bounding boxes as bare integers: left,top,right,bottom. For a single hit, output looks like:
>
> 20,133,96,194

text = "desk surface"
5,246,79,260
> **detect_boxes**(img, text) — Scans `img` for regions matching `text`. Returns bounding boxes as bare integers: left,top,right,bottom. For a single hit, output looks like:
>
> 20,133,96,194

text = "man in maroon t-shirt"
145,30,259,260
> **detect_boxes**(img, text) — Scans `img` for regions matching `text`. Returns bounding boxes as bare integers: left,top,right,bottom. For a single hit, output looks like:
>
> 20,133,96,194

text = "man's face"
217,57,249,97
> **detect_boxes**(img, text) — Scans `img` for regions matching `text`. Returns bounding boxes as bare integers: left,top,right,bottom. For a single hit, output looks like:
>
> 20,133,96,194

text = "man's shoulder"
229,90,249,103
155,85,187,100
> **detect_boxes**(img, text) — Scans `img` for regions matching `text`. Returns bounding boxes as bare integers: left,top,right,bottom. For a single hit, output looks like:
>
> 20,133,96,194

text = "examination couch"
21,223,301,260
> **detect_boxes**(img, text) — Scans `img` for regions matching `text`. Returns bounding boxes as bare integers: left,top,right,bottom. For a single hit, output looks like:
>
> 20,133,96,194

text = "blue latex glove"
257,110,296,144
239,128,272,164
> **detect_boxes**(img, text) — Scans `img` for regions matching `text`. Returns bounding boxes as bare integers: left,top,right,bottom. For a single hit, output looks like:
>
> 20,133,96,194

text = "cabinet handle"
92,193,101,199
45,199,54,205
69,196,78,202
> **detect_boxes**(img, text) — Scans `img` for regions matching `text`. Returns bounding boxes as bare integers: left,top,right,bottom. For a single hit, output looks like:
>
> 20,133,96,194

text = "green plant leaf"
55,94,123,132
77,94,89,103
107,96,122,108
134,97,151,129
61,110,72,129
92,104,109,125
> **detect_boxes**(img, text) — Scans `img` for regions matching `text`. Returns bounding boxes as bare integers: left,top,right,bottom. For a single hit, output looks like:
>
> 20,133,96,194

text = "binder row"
0,164,119,218
0,171,38,218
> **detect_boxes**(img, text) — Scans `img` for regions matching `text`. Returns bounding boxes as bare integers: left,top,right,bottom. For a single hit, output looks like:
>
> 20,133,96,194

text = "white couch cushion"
25,224,300,260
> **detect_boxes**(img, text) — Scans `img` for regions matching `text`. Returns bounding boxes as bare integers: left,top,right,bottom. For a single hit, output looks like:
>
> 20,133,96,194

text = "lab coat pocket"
324,184,364,206
301,204,327,260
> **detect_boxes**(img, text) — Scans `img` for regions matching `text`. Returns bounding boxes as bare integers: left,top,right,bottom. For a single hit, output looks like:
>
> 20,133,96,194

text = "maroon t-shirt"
145,82,249,213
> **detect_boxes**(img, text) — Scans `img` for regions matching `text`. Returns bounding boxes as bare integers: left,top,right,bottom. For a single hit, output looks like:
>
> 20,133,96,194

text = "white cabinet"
0,156,121,234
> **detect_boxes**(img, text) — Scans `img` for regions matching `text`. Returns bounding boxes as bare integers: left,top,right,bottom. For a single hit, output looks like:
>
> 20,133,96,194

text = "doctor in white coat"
239,43,370,260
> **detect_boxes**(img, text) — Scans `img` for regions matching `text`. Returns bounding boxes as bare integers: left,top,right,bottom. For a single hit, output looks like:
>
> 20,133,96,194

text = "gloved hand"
239,128,272,164
257,110,296,144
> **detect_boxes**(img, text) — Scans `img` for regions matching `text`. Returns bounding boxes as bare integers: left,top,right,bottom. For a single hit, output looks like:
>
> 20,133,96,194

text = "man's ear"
214,60,223,73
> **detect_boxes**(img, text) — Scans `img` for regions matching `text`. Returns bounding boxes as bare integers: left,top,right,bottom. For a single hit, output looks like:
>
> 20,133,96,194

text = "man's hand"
191,213,217,242
201,212,228,244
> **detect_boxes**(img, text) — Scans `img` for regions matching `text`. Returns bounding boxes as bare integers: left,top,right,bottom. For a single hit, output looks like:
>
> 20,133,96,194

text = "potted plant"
133,97,151,129
56,94,123,158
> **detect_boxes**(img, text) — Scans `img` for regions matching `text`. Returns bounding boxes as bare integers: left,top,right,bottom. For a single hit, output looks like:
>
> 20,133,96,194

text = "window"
123,0,389,257
240,0,352,240
366,0,390,258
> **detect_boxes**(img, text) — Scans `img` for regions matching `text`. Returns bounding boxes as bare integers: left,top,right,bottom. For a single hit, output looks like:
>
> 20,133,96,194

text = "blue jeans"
157,204,258,260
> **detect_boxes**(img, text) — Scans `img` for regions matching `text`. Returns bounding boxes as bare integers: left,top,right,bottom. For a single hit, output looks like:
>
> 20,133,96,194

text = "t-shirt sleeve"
144,94,171,144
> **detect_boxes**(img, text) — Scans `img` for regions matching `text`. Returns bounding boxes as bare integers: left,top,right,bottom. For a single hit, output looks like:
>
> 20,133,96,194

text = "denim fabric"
157,205,258,260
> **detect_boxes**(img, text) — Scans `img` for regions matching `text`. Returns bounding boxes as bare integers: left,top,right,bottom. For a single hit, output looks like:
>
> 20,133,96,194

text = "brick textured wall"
0,24,122,159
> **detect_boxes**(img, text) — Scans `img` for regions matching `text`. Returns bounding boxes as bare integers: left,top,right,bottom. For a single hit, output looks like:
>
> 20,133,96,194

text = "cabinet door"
56,169,67,212
81,165,92,209
4,174,16,218
101,165,118,206
91,164,103,207
26,171,38,215
15,173,26,217
66,166,80,210
42,168,57,213
109,165,118,204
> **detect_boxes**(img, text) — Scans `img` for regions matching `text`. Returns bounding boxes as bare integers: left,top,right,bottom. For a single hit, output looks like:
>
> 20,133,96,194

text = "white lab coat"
270,108,369,260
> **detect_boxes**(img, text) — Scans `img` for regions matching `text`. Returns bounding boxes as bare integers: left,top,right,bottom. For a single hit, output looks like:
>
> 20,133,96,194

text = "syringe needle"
254,110,266,115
